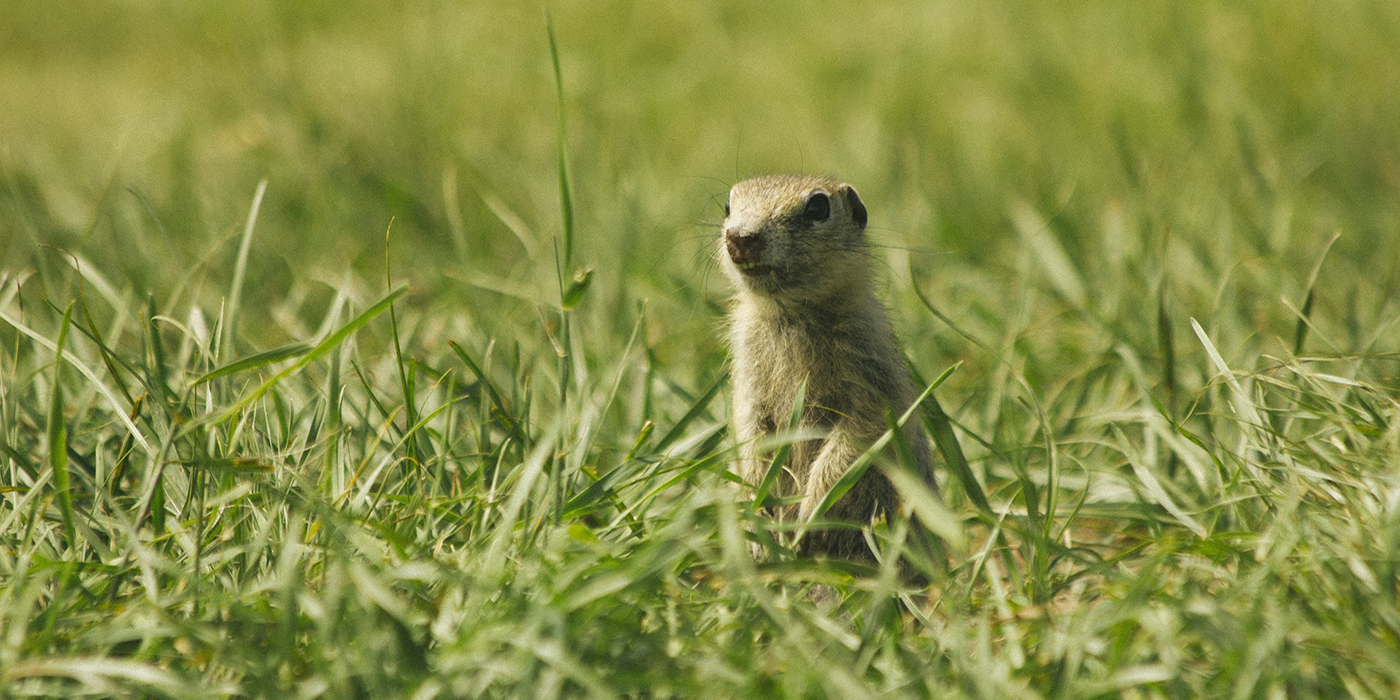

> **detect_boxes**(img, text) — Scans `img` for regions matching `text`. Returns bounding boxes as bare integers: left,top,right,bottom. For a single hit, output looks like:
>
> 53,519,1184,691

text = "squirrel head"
720,174,870,303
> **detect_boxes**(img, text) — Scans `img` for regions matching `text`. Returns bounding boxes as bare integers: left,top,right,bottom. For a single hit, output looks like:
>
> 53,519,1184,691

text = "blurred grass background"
4,1,1399,408
4,0,1400,697
7,1,1397,332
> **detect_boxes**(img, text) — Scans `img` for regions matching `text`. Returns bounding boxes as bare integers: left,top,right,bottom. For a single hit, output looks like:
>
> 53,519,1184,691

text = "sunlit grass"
3,0,1400,697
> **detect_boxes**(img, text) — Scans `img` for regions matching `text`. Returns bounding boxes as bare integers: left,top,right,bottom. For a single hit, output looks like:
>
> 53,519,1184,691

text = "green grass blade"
323,342,344,493
1012,200,1087,309
653,372,728,452
561,458,640,520
74,282,134,405
0,303,152,454
189,342,311,386
218,285,407,421
448,340,526,444
49,301,76,545
224,179,267,363
384,221,422,467
1113,425,1207,538
886,463,965,550
1190,317,1275,472
800,367,952,531
1294,231,1340,355
545,13,580,447
882,406,957,568
922,389,990,517
1157,280,1177,413
561,267,593,310
144,293,170,400
752,378,806,512
482,424,561,580
546,12,574,272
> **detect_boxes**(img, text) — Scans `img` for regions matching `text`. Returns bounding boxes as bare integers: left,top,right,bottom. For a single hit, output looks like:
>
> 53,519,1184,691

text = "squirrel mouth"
732,262,785,292
732,260,772,275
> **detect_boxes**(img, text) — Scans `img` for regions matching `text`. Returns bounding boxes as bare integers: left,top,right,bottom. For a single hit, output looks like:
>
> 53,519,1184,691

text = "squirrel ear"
843,186,868,229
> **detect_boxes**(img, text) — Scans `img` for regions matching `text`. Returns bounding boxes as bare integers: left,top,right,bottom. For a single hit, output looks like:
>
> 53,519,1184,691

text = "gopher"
720,174,938,561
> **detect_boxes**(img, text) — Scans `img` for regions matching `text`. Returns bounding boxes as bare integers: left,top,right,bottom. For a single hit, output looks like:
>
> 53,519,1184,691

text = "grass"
3,0,1400,697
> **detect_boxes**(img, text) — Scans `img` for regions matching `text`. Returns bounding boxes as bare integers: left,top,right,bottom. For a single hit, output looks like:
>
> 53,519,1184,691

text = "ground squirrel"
719,173,937,561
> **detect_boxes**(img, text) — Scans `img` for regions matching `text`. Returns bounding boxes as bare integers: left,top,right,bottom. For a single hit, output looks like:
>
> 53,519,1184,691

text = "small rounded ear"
843,186,868,229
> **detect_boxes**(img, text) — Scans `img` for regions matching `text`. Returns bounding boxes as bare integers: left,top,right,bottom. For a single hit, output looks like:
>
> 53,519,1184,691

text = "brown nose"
726,231,765,265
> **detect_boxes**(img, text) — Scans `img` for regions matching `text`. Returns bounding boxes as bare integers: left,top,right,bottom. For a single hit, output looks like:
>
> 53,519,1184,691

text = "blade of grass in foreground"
652,372,728,452
798,365,955,538
546,12,574,273
481,424,561,581
448,340,527,446
385,221,422,468
1293,231,1340,355
0,304,151,453
218,285,407,421
223,179,267,364
546,15,582,525
1012,200,1087,310
48,301,76,545
189,342,311,386
1190,317,1280,474
752,379,806,513
922,389,989,517
1113,425,1207,538
885,431,966,550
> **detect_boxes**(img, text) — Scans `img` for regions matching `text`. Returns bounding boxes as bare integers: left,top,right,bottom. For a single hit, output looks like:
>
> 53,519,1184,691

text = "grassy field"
4,1,1400,697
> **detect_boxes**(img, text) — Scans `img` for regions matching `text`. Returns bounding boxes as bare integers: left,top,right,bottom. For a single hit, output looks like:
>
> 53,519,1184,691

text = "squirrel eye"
804,191,830,222
724,199,731,217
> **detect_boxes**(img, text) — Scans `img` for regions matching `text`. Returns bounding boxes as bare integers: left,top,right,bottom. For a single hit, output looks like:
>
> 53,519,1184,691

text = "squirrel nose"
725,230,765,265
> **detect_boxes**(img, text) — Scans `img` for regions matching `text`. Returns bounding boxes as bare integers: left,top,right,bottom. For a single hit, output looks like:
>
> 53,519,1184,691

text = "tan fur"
720,174,936,561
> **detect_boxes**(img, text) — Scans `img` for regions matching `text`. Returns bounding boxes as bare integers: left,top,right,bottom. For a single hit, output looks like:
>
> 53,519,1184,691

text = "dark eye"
804,192,830,222
724,199,731,217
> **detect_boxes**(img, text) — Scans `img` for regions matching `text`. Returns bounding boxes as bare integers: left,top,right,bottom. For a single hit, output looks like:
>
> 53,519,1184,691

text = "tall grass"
3,0,1400,697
